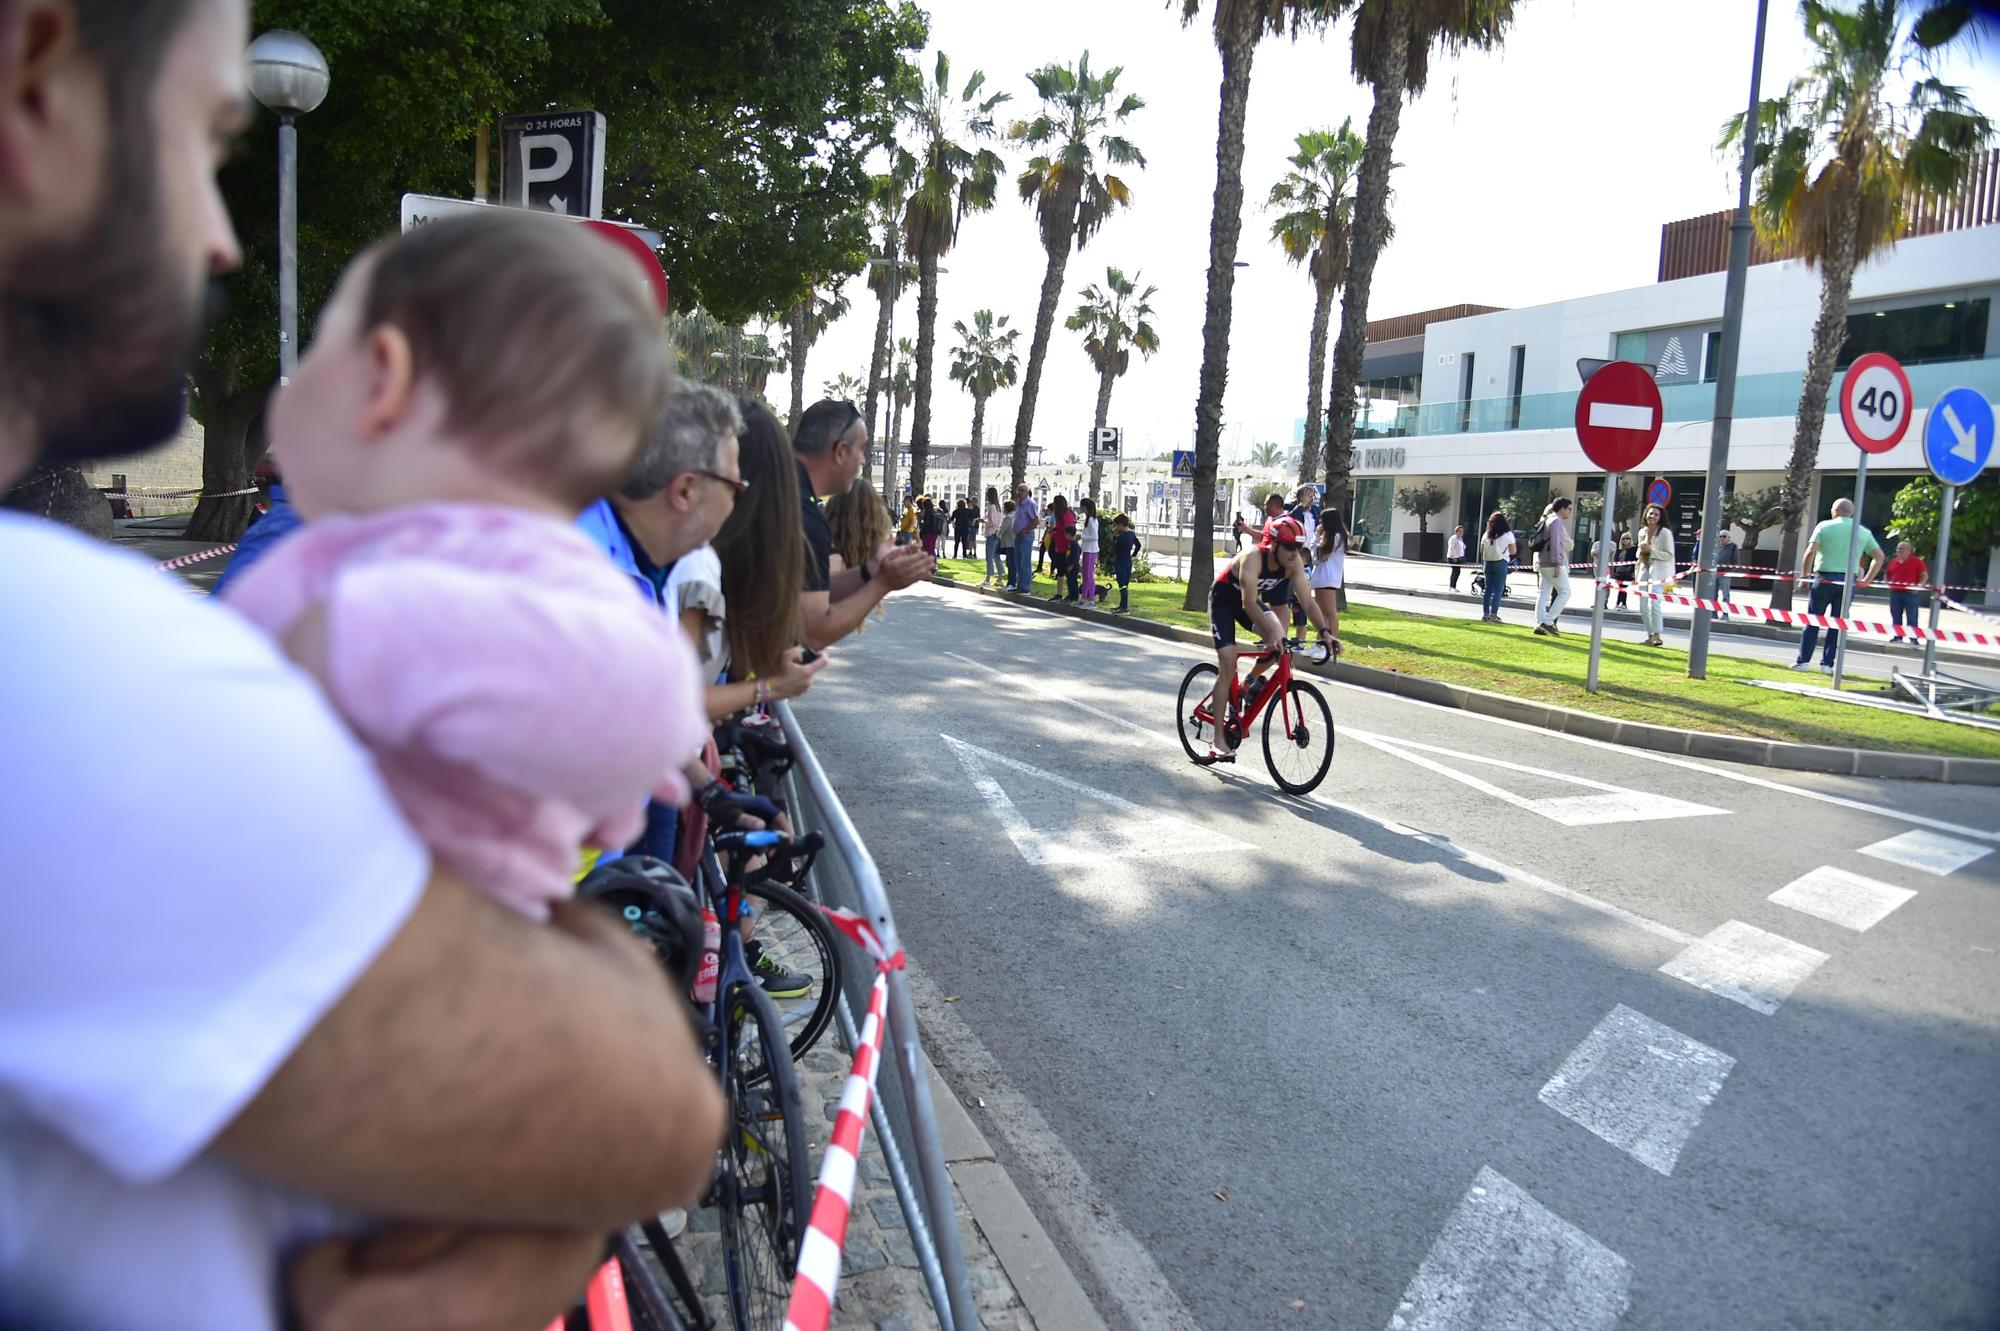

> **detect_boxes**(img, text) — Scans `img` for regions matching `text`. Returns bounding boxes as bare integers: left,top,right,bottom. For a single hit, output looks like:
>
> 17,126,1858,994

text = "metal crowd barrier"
773,700,979,1331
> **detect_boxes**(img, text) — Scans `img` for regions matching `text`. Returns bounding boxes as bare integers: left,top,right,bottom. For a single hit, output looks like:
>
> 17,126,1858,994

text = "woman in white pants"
1635,503,1676,646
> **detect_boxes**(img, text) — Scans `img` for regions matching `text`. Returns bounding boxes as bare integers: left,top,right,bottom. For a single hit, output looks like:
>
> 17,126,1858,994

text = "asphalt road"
796,582,2000,1331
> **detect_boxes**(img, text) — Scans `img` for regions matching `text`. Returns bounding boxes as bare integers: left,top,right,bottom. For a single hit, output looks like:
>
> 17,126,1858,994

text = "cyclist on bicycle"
1198,515,1332,765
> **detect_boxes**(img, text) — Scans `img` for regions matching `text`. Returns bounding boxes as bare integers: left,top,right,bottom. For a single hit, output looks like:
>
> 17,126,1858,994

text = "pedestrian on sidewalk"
1531,496,1573,637
1715,528,1739,619
1046,495,1077,601
1233,513,1250,550
898,497,917,547
1310,506,1350,653
1885,539,1927,646
1011,486,1039,592
999,499,1018,587
1635,503,1676,646
1790,497,1884,671
918,495,943,558
981,486,1005,586
1615,530,1636,608
1477,510,1514,622
1078,497,1102,604
1110,514,1142,613
1447,525,1467,590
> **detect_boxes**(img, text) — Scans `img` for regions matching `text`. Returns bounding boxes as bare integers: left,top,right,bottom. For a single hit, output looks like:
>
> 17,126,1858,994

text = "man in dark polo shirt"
794,399,932,650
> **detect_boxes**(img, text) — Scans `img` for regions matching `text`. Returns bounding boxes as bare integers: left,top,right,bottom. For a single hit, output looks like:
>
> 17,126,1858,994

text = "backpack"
1527,519,1552,556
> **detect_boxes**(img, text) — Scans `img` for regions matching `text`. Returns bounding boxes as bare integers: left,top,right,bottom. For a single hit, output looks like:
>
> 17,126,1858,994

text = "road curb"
932,576,2000,787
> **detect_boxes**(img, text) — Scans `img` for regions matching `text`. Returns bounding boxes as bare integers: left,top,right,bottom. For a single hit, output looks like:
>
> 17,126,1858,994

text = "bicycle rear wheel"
1262,679,1335,794
719,978,812,1331
1176,663,1221,761
745,879,841,1071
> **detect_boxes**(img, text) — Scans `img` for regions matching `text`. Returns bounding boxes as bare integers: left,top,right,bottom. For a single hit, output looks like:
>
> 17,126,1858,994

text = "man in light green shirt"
1792,497,1886,670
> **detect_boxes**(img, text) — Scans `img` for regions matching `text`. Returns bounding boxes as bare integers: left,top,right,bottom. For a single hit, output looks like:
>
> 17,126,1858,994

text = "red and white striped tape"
106,484,260,501
1599,579,2000,649
782,969,891,1331
154,542,236,573
814,904,906,973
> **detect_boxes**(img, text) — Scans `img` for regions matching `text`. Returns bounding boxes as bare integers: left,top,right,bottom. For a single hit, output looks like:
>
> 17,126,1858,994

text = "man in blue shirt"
1010,484,1039,592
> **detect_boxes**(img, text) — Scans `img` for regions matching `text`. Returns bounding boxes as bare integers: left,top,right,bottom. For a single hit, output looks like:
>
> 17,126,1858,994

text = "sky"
803,0,2000,467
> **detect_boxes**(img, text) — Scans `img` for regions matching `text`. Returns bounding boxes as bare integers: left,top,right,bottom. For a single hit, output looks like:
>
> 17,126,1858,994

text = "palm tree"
1066,266,1160,502
863,170,917,483
1324,0,1519,524
949,310,1022,507
1249,440,1287,468
884,335,916,502
1006,52,1147,492
1268,119,1366,485
1176,0,1343,609
824,371,866,402
786,282,852,433
1722,0,1991,608
902,52,1008,499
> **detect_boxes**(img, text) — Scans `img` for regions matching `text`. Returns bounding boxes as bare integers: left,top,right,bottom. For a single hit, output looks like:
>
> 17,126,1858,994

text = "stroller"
1469,563,1513,600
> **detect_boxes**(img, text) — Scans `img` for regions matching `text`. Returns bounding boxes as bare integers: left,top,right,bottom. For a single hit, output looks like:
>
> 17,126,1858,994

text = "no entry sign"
1575,361,1665,473
1838,352,1912,454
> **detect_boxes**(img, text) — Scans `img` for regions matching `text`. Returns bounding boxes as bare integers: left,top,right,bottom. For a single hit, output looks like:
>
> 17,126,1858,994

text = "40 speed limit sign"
1839,351,1913,454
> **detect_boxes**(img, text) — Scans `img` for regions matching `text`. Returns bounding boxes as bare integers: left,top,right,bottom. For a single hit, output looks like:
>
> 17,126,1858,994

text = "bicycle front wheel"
719,979,813,1331
745,879,842,1072
1262,679,1335,794
1176,663,1220,761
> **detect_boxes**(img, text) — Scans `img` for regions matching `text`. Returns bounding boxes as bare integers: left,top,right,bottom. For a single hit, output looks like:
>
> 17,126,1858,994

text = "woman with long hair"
1477,510,1515,622
1634,503,1675,646
980,485,1005,587
826,478,893,578
1309,505,1349,652
1077,497,1102,605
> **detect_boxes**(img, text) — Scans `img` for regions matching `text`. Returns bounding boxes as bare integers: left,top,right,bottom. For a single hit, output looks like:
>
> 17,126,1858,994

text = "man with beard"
0,4,721,1330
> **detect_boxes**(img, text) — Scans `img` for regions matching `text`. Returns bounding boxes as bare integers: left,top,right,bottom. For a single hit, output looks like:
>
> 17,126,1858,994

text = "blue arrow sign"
1924,386,1995,487
1171,449,1195,479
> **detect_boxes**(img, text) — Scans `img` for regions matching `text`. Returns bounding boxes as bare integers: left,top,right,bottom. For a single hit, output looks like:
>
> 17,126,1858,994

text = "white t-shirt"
1078,516,1100,554
665,544,728,683
1479,530,1517,563
0,514,429,1331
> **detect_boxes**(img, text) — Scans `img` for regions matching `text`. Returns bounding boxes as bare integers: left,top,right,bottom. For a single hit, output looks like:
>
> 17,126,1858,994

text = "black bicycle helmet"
577,856,703,985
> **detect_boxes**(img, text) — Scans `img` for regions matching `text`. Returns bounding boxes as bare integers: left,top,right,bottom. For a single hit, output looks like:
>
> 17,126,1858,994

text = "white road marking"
1345,728,1729,827
1659,920,1830,1015
941,651,1160,744
941,733,1254,869
1389,1165,1632,1331
1769,866,1917,932
1538,1005,1736,1176
1858,829,1994,877
1588,401,1655,431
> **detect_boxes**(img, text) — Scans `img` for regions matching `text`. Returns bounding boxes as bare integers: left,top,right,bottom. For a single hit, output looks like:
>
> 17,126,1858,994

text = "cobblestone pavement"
647,1020,1037,1331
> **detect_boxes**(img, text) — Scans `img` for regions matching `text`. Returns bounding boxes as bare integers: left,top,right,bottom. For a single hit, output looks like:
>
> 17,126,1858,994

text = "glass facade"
1352,477,1393,554
1840,297,1989,368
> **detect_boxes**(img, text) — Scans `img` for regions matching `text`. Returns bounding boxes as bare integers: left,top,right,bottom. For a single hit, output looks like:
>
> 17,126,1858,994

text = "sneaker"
1546,623,1562,636
1788,661,1815,671
657,1207,688,1239
1192,748,1237,766
747,942,812,998
1820,663,1834,674
1533,623,1550,636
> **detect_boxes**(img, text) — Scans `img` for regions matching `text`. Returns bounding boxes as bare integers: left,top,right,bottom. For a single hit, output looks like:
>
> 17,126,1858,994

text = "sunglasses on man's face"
699,470,748,494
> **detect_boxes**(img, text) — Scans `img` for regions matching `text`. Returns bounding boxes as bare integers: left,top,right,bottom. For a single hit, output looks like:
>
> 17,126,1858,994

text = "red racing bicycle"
1176,642,1336,795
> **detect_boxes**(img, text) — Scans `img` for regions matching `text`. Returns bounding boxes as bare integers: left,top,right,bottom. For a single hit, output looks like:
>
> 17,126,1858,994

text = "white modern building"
1348,203,1999,596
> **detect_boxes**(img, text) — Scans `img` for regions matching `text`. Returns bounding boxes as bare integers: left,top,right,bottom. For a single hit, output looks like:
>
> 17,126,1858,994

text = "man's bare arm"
800,583,888,652
216,872,724,1231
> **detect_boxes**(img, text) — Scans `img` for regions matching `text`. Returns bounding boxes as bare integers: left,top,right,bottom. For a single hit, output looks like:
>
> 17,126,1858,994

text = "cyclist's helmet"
577,855,703,984
1260,515,1306,550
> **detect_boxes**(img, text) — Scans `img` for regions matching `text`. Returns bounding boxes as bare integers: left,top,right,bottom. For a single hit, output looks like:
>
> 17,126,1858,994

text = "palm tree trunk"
1010,234,1073,492
863,225,897,482
886,389,903,503
1298,275,1334,485
1184,23,1258,610
909,253,940,498
787,299,809,434
1771,194,1860,612
1088,354,1117,503
727,325,746,396
1322,0,1411,518
968,391,988,506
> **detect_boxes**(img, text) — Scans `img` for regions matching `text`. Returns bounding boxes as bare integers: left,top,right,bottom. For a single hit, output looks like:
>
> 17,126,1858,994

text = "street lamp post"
245,30,330,387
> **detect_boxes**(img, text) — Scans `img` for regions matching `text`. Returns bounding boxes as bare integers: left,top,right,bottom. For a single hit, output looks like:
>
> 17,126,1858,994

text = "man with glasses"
794,398,931,650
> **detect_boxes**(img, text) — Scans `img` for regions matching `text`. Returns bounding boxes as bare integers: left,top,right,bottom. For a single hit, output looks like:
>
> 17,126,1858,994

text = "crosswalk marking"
1769,866,1917,932
1858,829,1993,877
1388,1166,1632,1331
1538,1005,1736,1176
1659,920,1829,1015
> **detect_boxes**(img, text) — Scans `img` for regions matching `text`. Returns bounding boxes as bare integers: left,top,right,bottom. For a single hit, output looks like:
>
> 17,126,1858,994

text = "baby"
224,210,706,920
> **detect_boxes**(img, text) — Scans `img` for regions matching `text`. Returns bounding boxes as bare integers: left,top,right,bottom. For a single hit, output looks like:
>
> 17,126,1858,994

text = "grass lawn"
933,557,2000,761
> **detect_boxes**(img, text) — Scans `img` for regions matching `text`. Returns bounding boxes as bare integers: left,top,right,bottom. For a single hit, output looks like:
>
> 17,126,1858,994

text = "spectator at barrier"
1615,529,1637,609
898,495,917,546
918,494,942,557
1011,484,1040,592
981,486,1005,586
1478,510,1515,622
1000,498,1019,587
1046,494,1078,602
1885,539,1927,646
1078,497,1103,604
1713,527,1739,621
1531,495,1573,637
1233,513,1250,550
1790,497,1884,671
1447,524,1467,591
1288,484,1320,636
0,11,721,1329
1110,514,1143,613
794,399,931,650
1262,490,1286,527
826,477,895,622
1310,505,1350,653
953,495,977,559
1635,502,1676,647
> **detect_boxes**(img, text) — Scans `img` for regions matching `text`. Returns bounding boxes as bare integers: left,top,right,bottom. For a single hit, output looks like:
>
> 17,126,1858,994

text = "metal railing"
773,700,978,1331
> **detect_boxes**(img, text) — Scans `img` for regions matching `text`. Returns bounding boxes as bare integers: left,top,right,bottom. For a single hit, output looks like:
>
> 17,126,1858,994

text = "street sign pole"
1921,484,1955,678
1588,472,1617,693
1690,0,1770,681
1830,452,1869,690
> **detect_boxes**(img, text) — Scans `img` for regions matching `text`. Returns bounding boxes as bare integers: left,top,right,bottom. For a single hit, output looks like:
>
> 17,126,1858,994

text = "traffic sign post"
1919,386,1995,676
1575,361,1665,692
1830,352,1912,689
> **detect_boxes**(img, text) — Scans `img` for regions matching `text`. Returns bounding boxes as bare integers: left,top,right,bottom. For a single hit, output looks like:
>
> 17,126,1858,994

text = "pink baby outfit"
224,502,705,919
